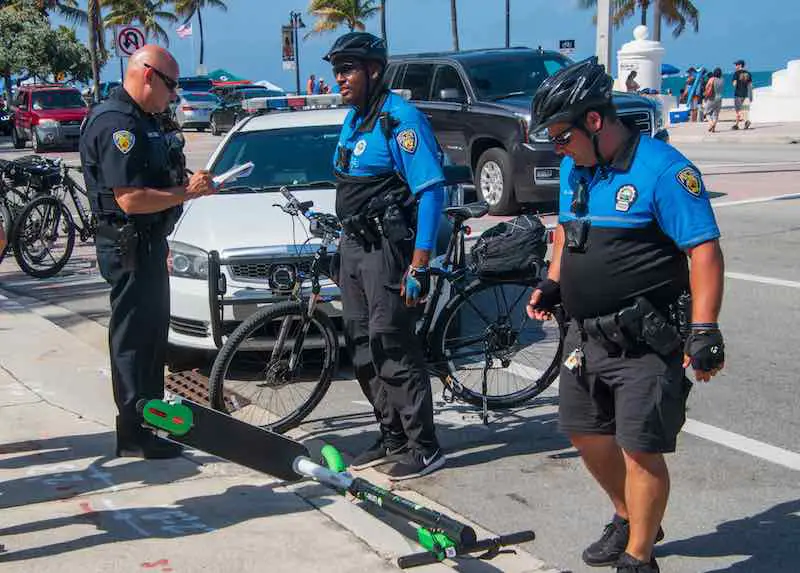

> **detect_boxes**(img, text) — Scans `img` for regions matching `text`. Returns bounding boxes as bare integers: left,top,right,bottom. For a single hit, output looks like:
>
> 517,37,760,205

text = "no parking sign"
115,26,147,58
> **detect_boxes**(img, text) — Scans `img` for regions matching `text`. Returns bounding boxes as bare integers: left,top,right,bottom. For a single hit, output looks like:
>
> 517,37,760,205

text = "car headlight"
37,119,59,128
531,128,551,143
167,241,208,280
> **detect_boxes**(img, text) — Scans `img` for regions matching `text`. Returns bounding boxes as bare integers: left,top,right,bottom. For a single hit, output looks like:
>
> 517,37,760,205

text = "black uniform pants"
339,235,438,453
96,231,170,442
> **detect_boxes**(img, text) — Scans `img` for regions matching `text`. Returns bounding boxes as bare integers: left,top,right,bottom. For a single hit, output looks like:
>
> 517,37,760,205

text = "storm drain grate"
164,370,251,412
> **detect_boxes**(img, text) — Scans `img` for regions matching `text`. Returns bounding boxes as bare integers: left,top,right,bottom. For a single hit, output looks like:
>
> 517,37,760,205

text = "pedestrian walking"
80,45,218,459
528,58,726,573
704,68,724,132
325,32,446,481
732,59,753,130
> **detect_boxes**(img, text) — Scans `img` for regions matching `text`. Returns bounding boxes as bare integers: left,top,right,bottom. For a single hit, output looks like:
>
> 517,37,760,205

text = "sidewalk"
0,290,556,572
668,118,800,144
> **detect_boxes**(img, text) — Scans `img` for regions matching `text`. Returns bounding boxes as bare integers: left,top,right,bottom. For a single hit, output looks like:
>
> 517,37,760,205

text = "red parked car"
11,84,88,152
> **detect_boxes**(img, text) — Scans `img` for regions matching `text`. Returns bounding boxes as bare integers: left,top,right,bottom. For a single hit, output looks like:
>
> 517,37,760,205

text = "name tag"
147,131,161,139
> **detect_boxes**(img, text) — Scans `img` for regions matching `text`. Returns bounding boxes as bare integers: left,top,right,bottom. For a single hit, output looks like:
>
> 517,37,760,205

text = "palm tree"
306,0,379,37
86,0,104,102
17,0,86,25
174,0,227,68
580,0,699,37
450,0,458,51
104,0,177,46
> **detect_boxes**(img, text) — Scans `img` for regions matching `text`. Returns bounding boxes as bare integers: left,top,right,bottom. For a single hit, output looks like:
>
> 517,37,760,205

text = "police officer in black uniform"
325,33,446,481
80,45,217,459
527,60,726,573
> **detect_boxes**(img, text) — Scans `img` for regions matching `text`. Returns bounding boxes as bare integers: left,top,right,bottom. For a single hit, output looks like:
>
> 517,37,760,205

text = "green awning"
207,68,248,82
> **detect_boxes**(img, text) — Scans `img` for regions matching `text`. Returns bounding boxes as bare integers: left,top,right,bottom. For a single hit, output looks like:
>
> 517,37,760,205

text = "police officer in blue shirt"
324,32,445,481
81,45,217,459
526,60,726,573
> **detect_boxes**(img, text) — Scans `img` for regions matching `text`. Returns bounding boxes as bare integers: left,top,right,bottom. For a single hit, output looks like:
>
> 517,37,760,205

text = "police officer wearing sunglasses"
526,59,725,573
324,32,445,481
80,45,218,459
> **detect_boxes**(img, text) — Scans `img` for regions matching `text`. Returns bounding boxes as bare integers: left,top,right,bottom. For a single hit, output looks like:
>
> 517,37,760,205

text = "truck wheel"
210,117,220,136
11,126,24,149
31,130,43,153
475,147,518,215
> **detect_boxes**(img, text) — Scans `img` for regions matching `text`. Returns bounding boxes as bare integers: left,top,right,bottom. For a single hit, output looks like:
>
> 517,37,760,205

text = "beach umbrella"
661,63,680,76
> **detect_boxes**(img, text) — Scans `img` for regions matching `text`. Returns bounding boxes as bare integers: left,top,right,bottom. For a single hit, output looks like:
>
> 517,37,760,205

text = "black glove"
684,329,725,371
533,278,561,311
401,265,430,306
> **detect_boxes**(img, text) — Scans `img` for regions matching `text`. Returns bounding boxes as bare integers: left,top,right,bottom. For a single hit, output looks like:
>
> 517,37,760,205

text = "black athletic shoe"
582,515,665,567
616,552,660,572
385,448,445,481
350,436,408,470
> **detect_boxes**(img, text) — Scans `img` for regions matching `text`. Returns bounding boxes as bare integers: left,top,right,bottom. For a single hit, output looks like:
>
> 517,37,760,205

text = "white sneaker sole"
387,454,446,482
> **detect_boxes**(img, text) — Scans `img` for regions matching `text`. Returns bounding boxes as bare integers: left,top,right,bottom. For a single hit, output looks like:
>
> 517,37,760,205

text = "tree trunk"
652,0,662,41
505,0,510,48
450,0,459,51
197,7,204,67
640,0,649,26
380,0,387,47
88,0,100,103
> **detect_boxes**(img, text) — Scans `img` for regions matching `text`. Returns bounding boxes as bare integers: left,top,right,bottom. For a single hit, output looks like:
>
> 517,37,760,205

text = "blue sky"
60,0,799,89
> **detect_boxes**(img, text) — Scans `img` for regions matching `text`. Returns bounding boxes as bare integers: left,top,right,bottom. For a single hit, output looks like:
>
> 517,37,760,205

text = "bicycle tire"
429,277,565,408
0,200,11,263
12,195,75,279
209,300,339,434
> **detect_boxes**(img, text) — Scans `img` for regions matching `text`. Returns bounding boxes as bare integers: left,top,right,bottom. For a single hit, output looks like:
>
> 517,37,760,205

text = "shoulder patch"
615,184,638,212
353,139,367,156
676,166,702,197
396,128,418,154
112,130,135,154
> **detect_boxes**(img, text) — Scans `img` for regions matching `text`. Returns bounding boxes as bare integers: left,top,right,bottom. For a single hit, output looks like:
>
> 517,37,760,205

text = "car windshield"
213,125,340,193
31,90,86,110
464,54,570,100
182,92,220,103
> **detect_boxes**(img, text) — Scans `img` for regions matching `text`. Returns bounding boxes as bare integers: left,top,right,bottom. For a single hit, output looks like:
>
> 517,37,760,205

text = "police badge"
113,130,135,154
676,166,702,197
615,184,638,212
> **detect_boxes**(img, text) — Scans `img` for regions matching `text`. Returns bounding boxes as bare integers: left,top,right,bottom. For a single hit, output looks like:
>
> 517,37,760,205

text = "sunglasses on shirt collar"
144,63,178,91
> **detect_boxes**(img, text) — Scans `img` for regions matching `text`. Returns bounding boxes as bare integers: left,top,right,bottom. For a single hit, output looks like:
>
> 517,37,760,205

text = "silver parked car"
173,91,220,131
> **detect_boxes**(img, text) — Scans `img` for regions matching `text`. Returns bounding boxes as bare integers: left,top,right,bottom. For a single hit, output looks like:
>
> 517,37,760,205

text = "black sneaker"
582,515,665,567
616,552,660,572
350,437,408,470
385,448,445,481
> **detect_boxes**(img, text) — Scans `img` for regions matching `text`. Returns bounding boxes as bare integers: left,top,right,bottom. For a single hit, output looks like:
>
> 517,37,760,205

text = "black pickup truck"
385,48,667,214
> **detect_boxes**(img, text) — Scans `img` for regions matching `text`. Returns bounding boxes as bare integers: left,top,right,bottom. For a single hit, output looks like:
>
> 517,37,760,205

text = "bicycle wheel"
12,195,75,279
209,300,339,434
0,200,11,263
429,277,565,408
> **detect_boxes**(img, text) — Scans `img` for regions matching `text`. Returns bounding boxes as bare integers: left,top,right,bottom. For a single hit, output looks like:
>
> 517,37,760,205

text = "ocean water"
660,70,774,99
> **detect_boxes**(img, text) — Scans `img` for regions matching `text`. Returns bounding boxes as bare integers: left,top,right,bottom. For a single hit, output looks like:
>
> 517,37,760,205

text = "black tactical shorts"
558,323,692,453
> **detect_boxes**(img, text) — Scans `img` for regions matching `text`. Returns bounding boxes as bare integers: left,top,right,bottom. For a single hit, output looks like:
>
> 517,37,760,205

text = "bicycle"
208,187,565,433
11,157,96,278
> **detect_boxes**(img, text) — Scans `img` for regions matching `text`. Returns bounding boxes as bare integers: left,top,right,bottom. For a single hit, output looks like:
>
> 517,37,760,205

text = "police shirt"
80,88,175,222
332,90,444,218
558,132,720,320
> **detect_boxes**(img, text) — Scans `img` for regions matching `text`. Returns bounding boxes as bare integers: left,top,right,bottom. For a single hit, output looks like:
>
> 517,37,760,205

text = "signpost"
115,26,147,82
559,39,576,58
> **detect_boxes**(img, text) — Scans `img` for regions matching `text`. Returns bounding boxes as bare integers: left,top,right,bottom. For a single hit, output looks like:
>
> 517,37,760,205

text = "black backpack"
470,214,548,277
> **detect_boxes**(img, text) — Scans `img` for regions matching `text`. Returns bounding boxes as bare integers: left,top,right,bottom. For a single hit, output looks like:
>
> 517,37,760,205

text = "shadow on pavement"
0,483,324,563
657,498,800,572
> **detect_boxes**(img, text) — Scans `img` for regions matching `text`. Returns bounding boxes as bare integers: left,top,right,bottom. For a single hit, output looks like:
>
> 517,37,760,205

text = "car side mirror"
439,88,465,102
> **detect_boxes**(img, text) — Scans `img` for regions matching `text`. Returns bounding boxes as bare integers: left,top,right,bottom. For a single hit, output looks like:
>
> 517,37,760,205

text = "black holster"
582,296,682,357
97,221,139,271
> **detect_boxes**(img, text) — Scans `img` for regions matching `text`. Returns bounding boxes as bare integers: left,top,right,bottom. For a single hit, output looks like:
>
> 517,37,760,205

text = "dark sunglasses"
550,127,574,146
144,63,178,91
332,62,362,77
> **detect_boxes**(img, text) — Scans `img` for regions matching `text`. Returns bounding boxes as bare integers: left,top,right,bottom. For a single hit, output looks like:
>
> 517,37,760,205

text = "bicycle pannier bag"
469,213,547,277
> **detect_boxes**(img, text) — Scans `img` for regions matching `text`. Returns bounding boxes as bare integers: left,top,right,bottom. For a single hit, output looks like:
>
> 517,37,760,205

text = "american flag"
176,23,192,39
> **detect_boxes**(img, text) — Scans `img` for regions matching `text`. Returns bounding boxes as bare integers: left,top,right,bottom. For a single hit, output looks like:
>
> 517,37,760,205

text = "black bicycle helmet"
323,32,387,66
530,57,613,132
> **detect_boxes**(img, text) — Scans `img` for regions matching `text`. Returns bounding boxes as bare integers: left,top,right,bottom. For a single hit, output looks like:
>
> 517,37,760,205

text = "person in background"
318,78,330,94
732,59,753,130
306,74,316,95
704,68,724,133
625,71,640,93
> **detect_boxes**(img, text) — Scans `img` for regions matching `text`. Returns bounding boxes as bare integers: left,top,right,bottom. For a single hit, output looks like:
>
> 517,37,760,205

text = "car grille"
620,110,652,134
61,120,82,127
170,316,209,337
229,260,313,283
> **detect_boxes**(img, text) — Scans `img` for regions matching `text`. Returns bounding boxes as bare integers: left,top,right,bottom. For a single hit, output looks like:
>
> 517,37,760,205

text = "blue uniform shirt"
333,91,445,251
557,133,720,319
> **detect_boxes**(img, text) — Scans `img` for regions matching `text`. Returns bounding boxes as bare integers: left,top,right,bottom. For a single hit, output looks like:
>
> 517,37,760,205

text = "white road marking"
713,192,800,208
725,272,800,289
682,419,800,472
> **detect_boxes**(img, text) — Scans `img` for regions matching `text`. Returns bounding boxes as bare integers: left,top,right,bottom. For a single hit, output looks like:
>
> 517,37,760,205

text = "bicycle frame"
59,168,95,241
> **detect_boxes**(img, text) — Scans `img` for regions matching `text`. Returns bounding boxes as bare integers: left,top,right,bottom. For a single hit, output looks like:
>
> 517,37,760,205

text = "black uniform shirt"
80,88,174,221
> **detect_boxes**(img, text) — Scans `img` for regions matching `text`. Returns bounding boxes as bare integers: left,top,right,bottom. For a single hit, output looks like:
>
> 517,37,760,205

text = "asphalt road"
2,133,800,572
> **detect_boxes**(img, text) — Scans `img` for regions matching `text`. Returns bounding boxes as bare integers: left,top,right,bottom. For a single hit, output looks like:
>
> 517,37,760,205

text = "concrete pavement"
668,118,800,144
0,290,556,572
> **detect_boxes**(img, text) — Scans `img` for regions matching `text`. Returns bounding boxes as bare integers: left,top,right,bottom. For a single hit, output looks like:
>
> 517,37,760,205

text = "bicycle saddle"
443,201,490,221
